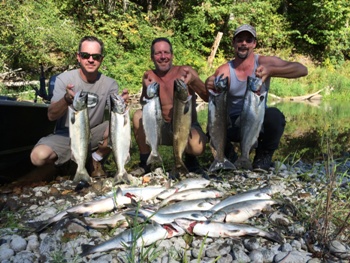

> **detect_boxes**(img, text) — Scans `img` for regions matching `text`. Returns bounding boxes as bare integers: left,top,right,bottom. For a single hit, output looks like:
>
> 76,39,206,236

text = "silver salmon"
159,188,224,207
77,212,128,229
208,74,236,172
211,186,274,211
80,222,168,257
104,186,167,202
157,198,220,214
172,79,192,178
110,93,132,184
175,220,283,243
135,208,213,224
235,76,267,170
142,82,163,165
210,199,278,223
29,187,132,232
69,90,90,183
155,177,211,200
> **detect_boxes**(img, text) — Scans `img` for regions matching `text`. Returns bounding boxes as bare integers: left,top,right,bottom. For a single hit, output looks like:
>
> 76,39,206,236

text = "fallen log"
269,88,324,102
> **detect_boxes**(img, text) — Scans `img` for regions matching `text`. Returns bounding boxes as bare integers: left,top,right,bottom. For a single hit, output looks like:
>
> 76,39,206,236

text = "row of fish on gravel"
28,177,285,258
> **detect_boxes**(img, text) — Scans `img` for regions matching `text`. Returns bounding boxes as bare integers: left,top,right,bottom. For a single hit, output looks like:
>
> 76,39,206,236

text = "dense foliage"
0,0,349,92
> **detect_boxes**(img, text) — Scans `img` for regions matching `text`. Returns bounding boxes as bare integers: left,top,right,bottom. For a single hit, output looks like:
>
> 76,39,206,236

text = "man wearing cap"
205,24,308,172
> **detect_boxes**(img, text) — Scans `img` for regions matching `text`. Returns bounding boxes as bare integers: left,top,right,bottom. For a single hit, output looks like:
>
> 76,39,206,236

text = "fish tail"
27,220,50,233
114,171,138,185
80,244,95,257
209,158,236,172
234,157,253,170
264,231,284,244
73,167,91,183
146,151,162,165
170,161,189,179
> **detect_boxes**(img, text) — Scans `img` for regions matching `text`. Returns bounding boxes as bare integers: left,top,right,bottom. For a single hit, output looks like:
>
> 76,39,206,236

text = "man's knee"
264,107,285,127
132,109,143,129
30,145,56,166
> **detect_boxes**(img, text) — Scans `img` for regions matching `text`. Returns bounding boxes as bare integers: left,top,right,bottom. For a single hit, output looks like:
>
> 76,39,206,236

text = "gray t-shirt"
52,69,119,133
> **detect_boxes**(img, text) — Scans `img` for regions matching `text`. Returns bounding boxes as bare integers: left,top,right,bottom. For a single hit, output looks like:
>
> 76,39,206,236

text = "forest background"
0,0,350,99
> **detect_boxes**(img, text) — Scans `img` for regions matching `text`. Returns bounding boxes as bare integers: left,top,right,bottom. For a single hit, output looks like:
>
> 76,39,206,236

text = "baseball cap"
234,24,256,38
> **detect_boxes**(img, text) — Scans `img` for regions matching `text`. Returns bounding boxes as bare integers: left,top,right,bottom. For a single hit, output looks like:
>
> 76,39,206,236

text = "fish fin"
80,244,95,257
146,151,162,165
264,231,284,244
27,220,51,233
73,168,91,183
234,157,253,170
170,163,189,180
209,158,236,172
183,96,192,114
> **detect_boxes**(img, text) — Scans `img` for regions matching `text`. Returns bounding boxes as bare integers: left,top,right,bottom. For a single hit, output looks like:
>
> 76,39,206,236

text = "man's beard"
236,49,249,59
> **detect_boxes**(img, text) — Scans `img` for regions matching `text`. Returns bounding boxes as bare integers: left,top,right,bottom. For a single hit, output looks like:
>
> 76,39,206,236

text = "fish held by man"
171,79,192,178
142,82,163,166
208,74,236,172
69,90,91,183
235,76,267,170
110,93,132,184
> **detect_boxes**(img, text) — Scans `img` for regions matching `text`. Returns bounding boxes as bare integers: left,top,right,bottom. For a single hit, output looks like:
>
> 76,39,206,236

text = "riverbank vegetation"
0,0,349,100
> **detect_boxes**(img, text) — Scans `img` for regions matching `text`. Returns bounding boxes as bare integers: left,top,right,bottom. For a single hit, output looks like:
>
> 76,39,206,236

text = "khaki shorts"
159,121,205,146
34,121,108,165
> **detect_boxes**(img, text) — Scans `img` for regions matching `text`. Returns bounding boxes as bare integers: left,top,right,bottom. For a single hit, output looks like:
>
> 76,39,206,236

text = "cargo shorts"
34,121,109,165
159,121,205,146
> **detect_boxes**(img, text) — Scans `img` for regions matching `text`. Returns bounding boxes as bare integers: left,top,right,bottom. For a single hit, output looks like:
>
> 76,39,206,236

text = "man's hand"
205,75,216,91
121,89,129,104
180,67,193,85
255,65,269,83
64,84,75,105
143,72,154,87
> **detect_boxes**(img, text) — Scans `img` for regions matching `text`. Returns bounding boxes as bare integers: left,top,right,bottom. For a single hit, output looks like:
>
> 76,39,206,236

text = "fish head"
174,79,189,101
110,93,127,114
213,74,228,93
174,218,198,234
210,211,227,222
247,76,267,95
146,82,160,98
163,223,186,237
72,90,88,111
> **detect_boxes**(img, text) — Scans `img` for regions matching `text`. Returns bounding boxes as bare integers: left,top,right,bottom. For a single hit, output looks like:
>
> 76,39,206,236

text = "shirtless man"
206,24,308,172
132,37,209,176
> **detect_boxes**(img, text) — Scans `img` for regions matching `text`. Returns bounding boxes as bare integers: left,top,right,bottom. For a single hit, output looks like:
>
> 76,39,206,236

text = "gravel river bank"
0,159,349,263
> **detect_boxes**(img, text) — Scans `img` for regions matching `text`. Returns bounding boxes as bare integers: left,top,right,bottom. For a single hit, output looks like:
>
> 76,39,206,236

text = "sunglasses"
235,37,255,44
79,52,103,60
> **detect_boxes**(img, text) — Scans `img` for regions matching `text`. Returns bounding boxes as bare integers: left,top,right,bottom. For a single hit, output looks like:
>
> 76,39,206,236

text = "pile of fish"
27,178,284,258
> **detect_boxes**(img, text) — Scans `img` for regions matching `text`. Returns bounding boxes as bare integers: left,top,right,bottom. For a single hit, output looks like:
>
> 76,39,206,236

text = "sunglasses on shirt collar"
79,52,103,60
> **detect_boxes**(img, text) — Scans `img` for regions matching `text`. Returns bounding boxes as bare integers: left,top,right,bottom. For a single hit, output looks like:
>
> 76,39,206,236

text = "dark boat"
0,66,57,184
